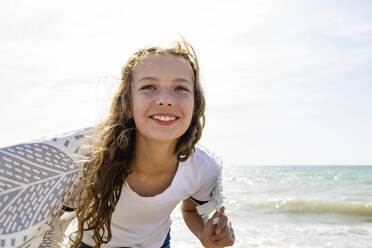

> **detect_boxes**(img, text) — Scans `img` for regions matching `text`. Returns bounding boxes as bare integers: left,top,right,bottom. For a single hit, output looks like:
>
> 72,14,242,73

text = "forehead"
133,53,194,82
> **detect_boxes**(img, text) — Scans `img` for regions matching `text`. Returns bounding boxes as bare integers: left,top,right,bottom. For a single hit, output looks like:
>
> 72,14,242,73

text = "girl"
63,40,235,247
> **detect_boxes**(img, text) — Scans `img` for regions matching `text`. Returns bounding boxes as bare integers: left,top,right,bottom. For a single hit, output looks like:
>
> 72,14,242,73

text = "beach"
1,136,371,247
170,165,372,247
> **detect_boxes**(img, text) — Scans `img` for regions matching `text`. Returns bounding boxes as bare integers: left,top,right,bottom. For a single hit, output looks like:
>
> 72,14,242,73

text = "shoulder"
183,145,222,188
187,146,220,172
180,146,222,201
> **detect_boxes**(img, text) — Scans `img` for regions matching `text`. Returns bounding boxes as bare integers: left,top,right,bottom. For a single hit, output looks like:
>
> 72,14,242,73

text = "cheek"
181,97,194,119
132,95,152,118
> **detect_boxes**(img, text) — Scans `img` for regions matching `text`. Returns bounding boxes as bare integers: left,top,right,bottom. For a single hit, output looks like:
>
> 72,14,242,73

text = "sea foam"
252,199,372,216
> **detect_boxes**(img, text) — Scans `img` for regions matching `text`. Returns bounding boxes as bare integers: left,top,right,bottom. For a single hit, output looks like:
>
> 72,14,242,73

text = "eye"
141,85,156,90
175,86,189,92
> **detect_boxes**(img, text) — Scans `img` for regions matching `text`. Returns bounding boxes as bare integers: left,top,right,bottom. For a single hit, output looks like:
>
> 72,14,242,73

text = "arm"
181,198,235,247
181,198,204,240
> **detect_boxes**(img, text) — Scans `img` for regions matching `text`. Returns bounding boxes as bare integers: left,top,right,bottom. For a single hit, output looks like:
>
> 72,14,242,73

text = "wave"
362,179,372,185
251,199,372,216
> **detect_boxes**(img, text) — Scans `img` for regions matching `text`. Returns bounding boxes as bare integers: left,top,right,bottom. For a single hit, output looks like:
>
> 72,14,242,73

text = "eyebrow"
138,76,192,85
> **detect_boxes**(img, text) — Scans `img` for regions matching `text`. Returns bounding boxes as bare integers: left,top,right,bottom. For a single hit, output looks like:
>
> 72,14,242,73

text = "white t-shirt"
81,147,219,248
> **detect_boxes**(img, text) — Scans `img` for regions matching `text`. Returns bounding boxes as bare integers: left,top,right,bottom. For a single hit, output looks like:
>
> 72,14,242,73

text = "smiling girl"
63,40,235,248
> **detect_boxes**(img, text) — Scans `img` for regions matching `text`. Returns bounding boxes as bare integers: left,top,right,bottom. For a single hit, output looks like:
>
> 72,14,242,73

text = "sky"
0,0,371,165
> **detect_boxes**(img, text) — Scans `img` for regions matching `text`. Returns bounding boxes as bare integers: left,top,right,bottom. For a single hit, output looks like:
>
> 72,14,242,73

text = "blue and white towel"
0,128,92,248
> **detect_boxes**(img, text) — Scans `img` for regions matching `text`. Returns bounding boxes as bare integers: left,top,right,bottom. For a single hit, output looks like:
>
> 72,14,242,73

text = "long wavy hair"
70,40,206,247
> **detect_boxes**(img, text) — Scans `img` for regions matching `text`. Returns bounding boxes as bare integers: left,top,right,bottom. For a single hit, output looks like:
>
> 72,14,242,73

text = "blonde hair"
71,40,206,247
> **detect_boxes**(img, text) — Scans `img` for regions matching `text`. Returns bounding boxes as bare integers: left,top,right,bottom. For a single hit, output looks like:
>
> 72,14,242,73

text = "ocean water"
170,165,372,248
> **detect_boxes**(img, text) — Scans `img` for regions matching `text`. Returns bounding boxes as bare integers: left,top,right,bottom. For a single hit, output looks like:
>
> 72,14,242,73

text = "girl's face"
131,53,195,144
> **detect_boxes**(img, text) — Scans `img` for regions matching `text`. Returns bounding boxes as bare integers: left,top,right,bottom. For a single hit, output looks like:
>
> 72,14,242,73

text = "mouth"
150,114,180,125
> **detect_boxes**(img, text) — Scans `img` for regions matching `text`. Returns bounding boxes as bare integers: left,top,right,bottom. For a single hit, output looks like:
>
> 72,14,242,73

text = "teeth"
153,115,176,121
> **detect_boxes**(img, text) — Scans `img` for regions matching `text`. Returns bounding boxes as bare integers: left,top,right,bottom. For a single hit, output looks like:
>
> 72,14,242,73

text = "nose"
156,97,174,107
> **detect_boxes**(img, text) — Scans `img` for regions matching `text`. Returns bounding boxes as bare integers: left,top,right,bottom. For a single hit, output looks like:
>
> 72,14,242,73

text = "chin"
153,136,180,143
150,132,185,143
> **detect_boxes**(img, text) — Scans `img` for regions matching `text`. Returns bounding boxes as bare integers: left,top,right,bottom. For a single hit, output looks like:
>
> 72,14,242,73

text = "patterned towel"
0,128,93,248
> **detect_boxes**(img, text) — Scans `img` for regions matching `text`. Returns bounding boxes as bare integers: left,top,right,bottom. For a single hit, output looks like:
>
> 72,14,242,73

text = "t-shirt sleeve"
190,155,219,203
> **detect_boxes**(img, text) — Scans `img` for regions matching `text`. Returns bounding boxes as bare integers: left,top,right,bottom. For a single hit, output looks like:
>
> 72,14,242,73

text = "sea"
170,165,372,248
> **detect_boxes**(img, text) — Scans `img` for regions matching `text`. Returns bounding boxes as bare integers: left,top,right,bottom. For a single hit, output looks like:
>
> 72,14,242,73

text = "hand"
200,206,235,247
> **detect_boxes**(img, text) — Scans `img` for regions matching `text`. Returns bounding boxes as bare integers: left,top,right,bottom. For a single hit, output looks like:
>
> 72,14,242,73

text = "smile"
150,114,180,125
152,115,177,121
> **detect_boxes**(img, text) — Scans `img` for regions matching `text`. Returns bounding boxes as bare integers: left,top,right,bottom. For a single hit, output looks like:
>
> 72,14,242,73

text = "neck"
131,136,178,175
